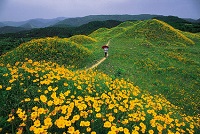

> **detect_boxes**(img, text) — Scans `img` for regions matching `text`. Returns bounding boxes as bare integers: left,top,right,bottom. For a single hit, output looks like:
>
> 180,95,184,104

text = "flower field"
0,59,199,134
0,19,200,134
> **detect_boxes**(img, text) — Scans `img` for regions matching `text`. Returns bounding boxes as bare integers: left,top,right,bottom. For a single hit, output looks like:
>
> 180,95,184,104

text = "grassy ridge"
0,20,122,56
0,19,200,133
90,19,195,46
92,19,200,116
118,19,194,45
69,35,97,44
0,37,91,68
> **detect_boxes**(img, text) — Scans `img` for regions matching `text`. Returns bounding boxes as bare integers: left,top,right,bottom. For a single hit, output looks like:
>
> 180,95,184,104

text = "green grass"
0,37,92,68
89,20,200,116
99,38,199,115
0,19,199,133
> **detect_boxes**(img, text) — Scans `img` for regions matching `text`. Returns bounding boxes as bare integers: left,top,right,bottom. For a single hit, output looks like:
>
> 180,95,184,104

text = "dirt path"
86,40,110,71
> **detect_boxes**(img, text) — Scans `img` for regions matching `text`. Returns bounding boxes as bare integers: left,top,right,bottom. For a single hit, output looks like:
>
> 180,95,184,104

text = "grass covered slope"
69,35,97,44
119,19,194,45
0,37,92,68
0,19,199,133
0,60,199,133
90,19,195,46
93,20,200,116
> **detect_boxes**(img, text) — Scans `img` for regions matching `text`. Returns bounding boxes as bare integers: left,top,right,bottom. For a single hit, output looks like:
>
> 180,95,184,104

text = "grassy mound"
108,27,126,37
117,21,135,27
90,28,111,35
89,19,194,46
119,19,194,45
0,60,199,133
69,35,97,44
96,30,200,116
0,37,91,68
117,21,140,28
89,28,111,41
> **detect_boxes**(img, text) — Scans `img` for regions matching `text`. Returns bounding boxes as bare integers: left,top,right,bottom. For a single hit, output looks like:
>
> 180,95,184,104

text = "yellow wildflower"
91,131,96,134
64,83,68,86
86,127,91,132
68,126,75,134
104,121,112,128
6,87,12,90
148,130,154,134
77,85,82,90
65,120,72,127
124,128,130,134
44,117,52,127
108,116,115,122
34,119,41,127
40,95,47,103
24,98,31,102
72,115,80,121
108,131,116,134
80,121,90,127
34,98,39,102
96,113,102,118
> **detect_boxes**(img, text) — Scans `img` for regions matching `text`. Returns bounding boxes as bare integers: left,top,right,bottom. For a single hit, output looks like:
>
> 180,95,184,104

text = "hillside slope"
0,37,92,68
0,60,199,133
120,19,194,45
89,19,200,116
0,19,200,133
90,19,195,45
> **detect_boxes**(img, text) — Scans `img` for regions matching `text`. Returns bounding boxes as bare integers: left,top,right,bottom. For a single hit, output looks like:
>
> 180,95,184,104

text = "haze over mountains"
1,17,66,28
0,14,200,34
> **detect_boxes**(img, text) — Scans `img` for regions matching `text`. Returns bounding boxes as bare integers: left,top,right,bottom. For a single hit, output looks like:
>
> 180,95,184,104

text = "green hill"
119,19,194,45
90,19,195,46
69,35,97,44
0,19,200,133
0,20,121,56
0,37,91,68
88,19,200,116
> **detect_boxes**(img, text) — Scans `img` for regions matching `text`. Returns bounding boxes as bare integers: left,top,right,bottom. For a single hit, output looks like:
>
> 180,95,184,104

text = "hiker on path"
102,45,109,57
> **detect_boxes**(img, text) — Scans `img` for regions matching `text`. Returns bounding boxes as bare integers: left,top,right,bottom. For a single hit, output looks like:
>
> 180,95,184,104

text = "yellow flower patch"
0,59,199,133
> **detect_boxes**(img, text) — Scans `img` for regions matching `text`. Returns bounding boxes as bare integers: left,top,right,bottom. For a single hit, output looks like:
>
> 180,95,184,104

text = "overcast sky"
0,0,199,21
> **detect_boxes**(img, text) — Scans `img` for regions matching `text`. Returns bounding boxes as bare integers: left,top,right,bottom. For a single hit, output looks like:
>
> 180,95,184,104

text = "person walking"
102,45,109,57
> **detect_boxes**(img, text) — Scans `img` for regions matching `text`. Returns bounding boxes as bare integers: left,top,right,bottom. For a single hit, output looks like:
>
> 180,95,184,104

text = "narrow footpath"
86,40,110,71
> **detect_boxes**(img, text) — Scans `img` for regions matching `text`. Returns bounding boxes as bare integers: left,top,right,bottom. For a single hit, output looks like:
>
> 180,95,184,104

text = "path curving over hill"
86,40,110,71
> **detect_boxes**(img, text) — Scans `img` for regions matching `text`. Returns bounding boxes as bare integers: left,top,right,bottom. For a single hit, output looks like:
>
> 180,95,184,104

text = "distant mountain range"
0,22,5,27
0,26,30,34
0,14,199,34
53,14,163,27
0,17,66,28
